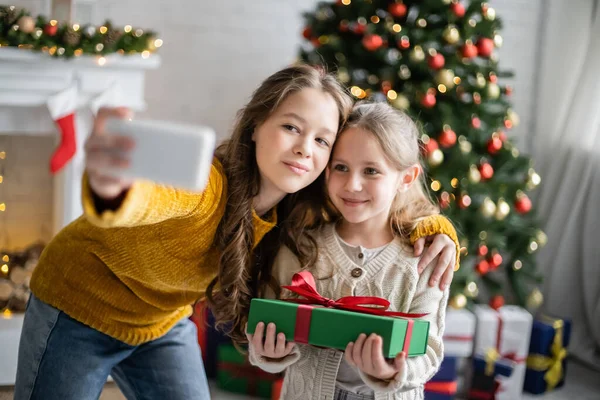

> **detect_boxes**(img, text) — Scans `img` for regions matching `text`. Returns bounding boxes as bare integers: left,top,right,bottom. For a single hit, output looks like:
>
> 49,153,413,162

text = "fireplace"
0,46,160,385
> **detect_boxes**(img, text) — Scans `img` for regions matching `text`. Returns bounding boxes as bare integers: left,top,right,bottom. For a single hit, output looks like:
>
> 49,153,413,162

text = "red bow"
281,271,428,318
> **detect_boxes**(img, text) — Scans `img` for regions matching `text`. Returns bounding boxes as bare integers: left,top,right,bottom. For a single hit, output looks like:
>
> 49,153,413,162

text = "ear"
399,164,421,192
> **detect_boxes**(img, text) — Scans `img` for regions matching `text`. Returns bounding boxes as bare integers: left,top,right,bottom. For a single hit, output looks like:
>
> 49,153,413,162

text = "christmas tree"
299,0,545,311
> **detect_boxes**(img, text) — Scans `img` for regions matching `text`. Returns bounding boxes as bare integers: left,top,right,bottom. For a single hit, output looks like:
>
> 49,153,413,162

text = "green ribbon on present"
526,318,567,390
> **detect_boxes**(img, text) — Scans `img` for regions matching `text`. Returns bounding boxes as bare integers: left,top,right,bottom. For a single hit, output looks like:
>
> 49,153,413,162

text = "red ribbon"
468,381,501,400
424,381,457,395
495,312,526,363
443,334,474,342
282,271,426,348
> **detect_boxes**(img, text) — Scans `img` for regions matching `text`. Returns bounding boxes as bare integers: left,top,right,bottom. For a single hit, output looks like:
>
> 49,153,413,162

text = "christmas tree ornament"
476,73,487,88
464,281,479,297
507,109,520,126
443,25,460,44
526,288,544,310
435,69,455,89
398,36,410,49
515,191,532,214
526,169,541,190
388,3,407,18
476,260,490,275
473,92,482,104
17,15,35,33
495,198,510,220
458,193,472,208
363,34,384,51
439,191,451,209
63,27,82,47
478,244,489,257
494,33,503,47
339,20,350,32
459,137,473,154
479,162,494,180
536,230,548,247
476,38,494,58
421,92,437,108
449,293,467,309
386,48,401,63
422,136,439,154
513,260,523,271
428,53,445,70
466,165,480,183
84,25,97,37
410,45,426,62
416,18,427,28
450,2,466,18
489,295,504,310
439,127,457,148
303,26,312,39
392,94,410,110
398,64,411,79
504,85,513,96
461,42,478,58
487,82,500,99
471,117,481,128
487,136,503,154
498,130,508,142
489,252,503,269
480,197,497,218
46,85,78,174
44,20,59,36
488,73,498,83
428,149,444,166
483,6,496,20
528,240,539,254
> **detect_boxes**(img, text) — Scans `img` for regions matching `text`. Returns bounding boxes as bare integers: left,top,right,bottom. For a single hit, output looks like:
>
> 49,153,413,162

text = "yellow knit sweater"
30,160,459,346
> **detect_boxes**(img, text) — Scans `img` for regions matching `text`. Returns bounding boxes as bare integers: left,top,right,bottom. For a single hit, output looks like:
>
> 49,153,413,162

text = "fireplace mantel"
0,47,160,234
0,47,160,386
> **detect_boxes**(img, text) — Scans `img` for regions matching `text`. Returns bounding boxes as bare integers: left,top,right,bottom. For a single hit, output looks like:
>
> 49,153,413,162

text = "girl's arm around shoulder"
82,158,226,228
357,256,450,393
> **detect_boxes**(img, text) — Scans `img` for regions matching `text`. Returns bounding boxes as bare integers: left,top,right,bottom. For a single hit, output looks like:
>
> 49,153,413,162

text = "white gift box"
443,307,476,357
474,305,533,400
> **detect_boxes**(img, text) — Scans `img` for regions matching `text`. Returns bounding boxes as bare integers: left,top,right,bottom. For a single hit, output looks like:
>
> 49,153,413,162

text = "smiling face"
252,87,340,199
326,127,404,228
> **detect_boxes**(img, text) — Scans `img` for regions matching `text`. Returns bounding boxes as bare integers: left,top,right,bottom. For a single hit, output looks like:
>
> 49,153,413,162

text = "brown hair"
334,102,440,237
205,64,353,344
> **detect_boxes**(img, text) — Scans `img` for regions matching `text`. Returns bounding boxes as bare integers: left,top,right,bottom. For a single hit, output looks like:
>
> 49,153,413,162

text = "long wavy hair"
205,64,353,344
330,102,440,237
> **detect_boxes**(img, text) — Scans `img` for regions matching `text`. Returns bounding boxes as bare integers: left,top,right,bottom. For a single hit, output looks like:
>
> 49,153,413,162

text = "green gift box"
247,298,429,358
216,344,281,398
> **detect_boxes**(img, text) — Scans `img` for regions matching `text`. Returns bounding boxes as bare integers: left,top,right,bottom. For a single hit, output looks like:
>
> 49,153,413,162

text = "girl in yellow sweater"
15,65,458,400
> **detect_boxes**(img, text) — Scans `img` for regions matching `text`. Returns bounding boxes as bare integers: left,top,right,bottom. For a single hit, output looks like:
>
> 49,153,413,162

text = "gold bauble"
459,138,472,154
436,69,456,89
464,281,479,298
468,165,481,183
528,240,539,254
481,197,497,218
17,16,36,34
494,33,503,48
392,94,410,110
527,169,541,190
449,293,467,309
495,198,511,220
443,25,460,44
513,260,523,270
476,74,486,88
507,109,520,126
487,83,500,99
527,288,544,310
428,149,444,167
536,230,548,247
410,45,426,62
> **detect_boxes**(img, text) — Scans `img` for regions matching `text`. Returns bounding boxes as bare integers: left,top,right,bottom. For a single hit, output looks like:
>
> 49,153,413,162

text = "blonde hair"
340,102,440,237
206,64,353,345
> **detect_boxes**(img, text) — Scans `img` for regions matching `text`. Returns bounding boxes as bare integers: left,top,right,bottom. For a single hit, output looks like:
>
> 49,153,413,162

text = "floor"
1,360,598,399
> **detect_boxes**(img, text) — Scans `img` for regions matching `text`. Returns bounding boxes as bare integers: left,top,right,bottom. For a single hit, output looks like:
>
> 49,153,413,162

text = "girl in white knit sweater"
247,102,452,400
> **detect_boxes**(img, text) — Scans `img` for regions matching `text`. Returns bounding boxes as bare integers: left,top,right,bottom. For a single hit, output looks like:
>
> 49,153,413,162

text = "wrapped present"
467,350,515,400
247,271,430,358
524,316,571,394
425,356,459,400
271,378,283,400
217,344,281,398
473,305,532,400
443,308,476,357
204,308,233,378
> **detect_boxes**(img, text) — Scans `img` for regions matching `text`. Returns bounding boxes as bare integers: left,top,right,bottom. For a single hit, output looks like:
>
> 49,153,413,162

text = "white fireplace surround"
0,47,160,385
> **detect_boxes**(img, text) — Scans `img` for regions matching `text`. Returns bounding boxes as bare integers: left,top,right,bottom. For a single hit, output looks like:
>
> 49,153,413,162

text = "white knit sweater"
249,224,449,400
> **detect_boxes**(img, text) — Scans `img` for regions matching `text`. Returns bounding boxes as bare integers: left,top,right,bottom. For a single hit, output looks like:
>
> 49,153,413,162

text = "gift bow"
281,271,428,318
526,319,567,390
485,348,500,376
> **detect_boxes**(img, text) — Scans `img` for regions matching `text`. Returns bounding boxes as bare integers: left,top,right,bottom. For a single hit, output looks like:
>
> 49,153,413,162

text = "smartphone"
104,118,217,192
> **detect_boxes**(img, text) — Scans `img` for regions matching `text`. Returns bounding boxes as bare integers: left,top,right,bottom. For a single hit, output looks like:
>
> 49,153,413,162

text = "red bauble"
421,93,436,108
477,38,495,58
489,253,503,269
458,194,471,209
504,119,513,129
44,23,58,36
423,138,439,154
302,27,312,39
489,74,498,83
398,38,410,49
439,129,457,148
505,85,513,96
472,117,481,129
478,245,489,257
490,295,505,310
354,23,367,35
476,260,490,275
363,34,384,51
311,38,321,47
515,194,532,214
498,130,507,142
487,137,503,154
479,163,494,180
428,53,445,70
339,21,349,32
461,43,478,58
388,3,408,18
451,2,466,18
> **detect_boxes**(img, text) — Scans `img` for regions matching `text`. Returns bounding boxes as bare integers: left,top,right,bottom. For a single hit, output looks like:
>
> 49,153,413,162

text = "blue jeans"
15,294,211,400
